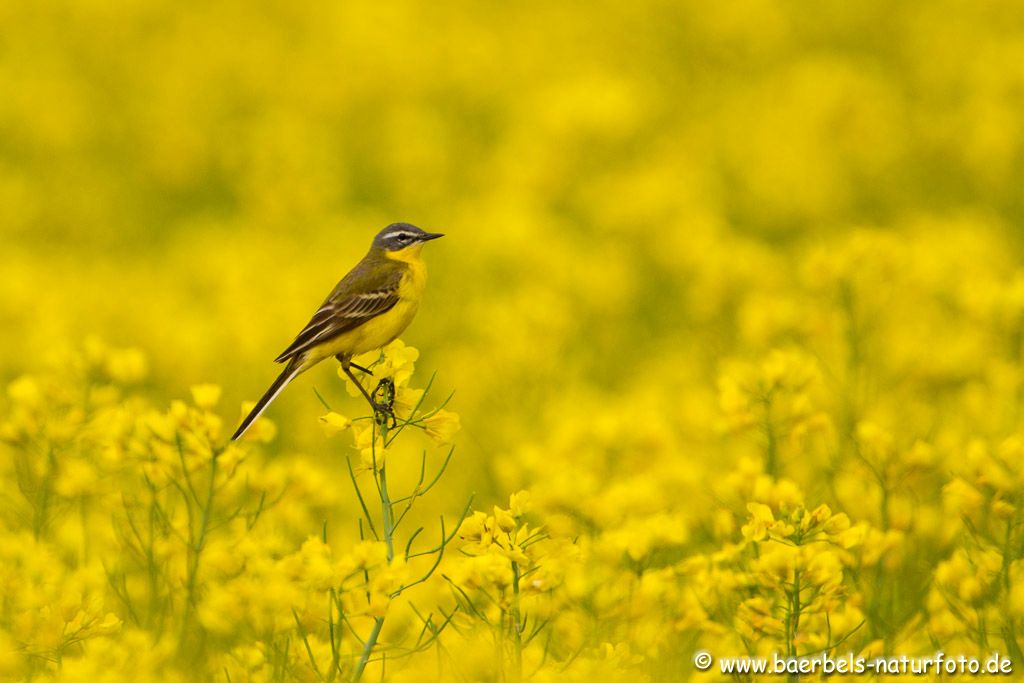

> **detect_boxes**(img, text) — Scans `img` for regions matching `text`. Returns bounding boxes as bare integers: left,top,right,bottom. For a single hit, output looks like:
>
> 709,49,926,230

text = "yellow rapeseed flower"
190,383,222,409
422,409,460,445
318,411,351,436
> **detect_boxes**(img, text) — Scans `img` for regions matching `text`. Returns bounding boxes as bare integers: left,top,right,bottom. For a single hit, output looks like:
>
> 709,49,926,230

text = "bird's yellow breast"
304,250,427,365
387,243,428,297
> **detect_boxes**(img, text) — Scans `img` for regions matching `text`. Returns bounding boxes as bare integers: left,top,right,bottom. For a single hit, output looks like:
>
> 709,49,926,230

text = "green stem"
511,562,523,683
787,567,801,683
791,569,801,653
354,617,385,682
179,452,218,654
354,451,394,682
34,447,57,539
380,465,395,563
762,396,778,477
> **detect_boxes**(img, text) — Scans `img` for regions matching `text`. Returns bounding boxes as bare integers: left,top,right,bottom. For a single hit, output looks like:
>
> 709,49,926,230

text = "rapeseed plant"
6,1,1024,680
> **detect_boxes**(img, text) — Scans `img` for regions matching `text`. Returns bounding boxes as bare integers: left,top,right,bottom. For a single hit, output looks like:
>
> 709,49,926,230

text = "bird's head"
374,223,444,260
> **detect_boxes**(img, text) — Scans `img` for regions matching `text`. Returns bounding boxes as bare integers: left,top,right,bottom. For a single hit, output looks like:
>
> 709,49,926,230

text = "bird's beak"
420,232,445,241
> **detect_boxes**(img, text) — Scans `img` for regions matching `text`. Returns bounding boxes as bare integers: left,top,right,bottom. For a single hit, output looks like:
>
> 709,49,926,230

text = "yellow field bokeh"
4,0,1024,680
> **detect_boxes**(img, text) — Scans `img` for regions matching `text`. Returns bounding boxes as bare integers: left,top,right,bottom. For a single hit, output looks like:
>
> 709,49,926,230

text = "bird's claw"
372,405,396,429
372,378,397,429
372,377,396,405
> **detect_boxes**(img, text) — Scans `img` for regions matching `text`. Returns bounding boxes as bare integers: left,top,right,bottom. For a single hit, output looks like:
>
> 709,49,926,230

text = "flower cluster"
6,0,1024,676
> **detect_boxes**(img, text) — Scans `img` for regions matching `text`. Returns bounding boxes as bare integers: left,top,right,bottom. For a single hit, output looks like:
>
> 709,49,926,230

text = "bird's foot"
372,378,397,429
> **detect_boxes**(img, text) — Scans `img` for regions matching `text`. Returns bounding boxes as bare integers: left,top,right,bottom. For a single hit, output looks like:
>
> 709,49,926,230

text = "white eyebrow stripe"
381,231,412,241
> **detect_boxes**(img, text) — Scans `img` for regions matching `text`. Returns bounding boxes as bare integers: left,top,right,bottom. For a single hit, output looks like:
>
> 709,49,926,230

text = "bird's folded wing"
273,276,401,363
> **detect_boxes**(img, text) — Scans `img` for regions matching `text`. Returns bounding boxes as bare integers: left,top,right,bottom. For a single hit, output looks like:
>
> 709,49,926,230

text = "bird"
231,223,444,441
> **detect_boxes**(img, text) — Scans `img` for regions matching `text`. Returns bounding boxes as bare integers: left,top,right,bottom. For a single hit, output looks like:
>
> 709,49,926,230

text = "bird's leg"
339,359,376,406
339,357,395,427
350,361,374,375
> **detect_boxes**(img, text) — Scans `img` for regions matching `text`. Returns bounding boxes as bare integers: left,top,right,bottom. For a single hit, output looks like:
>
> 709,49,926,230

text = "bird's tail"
231,358,302,441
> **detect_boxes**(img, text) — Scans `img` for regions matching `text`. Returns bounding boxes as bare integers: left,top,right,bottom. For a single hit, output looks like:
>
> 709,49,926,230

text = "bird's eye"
397,233,410,242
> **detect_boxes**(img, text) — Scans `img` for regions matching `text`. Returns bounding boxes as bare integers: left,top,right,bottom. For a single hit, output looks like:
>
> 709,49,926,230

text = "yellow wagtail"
231,223,444,440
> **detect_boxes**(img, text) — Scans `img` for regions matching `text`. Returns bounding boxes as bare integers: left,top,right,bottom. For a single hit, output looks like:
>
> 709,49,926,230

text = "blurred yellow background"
4,0,1024,680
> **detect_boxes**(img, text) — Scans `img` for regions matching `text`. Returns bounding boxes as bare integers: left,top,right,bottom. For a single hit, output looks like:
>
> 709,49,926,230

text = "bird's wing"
273,267,403,363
